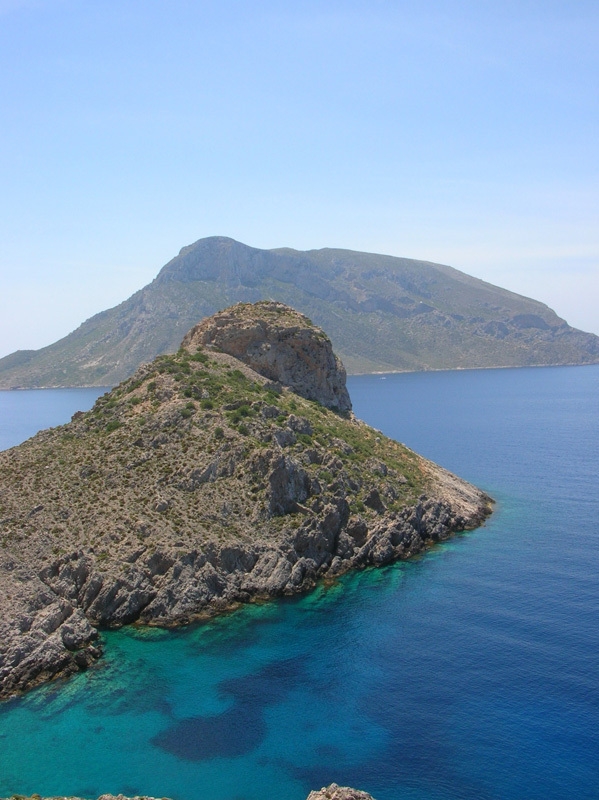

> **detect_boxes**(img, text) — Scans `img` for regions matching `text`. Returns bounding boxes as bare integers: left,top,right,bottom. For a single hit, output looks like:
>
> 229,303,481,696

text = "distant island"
0,303,492,699
1,236,597,389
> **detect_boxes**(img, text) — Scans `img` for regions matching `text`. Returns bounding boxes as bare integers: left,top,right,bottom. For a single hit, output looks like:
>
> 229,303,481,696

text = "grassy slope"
0,346,429,565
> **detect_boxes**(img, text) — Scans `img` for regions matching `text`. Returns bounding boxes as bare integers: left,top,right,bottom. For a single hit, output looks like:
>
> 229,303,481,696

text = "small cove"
1,365,598,800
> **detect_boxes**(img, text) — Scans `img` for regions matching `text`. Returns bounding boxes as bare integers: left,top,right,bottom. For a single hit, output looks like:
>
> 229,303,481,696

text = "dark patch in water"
122,783,149,798
72,787,100,799
314,743,343,760
219,656,304,704
153,704,266,760
152,657,303,762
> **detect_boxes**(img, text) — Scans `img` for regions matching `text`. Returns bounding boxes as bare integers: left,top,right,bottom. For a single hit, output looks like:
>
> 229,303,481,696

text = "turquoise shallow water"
0,365,598,800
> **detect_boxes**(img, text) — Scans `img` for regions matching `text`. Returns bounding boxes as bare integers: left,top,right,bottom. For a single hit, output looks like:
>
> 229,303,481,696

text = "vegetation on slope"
0,346,426,562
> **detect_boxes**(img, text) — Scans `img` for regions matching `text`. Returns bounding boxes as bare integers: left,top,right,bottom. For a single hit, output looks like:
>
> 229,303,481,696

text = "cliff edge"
0,303,492,699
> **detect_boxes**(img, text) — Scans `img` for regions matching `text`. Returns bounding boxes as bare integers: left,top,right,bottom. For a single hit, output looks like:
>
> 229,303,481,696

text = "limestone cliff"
182,301,352,412
0,303,492,699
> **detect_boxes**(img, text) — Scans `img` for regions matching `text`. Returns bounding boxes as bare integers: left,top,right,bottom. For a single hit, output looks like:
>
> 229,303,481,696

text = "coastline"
2,359,599,389
0,475,492,700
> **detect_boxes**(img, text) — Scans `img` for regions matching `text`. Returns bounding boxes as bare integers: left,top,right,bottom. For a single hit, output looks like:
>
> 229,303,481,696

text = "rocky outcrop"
3,787,374,800
0,556,100,698
0,303,492,699
2,796,168,800
308,785,375,800
182,301,352,412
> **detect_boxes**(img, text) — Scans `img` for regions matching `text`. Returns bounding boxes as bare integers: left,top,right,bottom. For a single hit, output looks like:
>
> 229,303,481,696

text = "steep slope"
0,304,492,699
1,237,598,388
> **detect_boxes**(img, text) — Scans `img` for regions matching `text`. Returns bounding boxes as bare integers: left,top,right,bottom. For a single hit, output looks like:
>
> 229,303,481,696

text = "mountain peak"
1,237,598,388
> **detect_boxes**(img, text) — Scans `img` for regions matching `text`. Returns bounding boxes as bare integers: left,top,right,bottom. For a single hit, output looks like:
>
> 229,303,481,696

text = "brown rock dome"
182,301,352,412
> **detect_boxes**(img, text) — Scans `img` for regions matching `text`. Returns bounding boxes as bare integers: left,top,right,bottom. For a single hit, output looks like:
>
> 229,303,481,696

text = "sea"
0,366,598,800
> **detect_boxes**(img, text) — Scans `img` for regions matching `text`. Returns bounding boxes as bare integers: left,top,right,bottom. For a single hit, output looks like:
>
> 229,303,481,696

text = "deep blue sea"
0,366,598,800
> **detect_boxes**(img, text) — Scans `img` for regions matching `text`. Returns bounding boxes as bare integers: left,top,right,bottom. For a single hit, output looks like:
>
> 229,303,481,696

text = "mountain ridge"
1,236,597,388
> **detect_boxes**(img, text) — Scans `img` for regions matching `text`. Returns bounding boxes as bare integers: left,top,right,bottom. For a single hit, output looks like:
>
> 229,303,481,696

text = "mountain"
1,236,598,388
0,304,491,698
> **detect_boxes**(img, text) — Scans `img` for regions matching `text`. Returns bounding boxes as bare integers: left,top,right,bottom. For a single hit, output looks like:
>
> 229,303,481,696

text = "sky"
0,0,597,358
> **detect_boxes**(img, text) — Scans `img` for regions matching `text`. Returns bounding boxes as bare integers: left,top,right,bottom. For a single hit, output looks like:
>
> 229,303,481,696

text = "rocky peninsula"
0,302,492,700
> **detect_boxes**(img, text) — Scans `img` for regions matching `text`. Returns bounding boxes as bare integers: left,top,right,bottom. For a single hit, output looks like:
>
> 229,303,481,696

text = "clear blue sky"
1,0,597,357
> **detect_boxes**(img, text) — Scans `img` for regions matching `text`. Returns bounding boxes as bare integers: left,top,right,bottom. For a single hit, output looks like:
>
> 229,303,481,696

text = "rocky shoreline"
0,303,492,700
2,784,375,800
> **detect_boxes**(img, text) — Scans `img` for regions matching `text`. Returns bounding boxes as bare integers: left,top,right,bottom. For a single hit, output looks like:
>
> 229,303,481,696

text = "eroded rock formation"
182,301,352,412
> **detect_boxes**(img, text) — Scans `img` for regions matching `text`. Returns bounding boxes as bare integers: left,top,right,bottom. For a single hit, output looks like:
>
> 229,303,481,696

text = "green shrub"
125,378,143,393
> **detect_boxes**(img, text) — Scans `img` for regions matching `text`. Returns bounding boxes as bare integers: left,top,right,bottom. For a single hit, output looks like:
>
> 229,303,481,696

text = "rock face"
0,556,100,699
0,303,492,700
182,301,352,412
